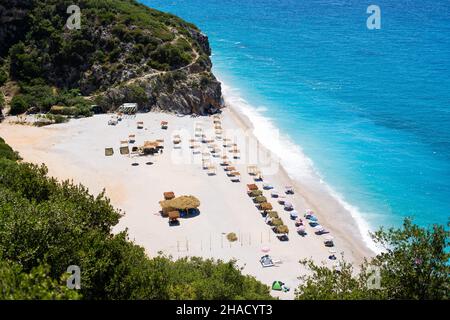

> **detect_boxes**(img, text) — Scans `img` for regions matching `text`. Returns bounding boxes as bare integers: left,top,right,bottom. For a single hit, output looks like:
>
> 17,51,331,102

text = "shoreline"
220,81,376,258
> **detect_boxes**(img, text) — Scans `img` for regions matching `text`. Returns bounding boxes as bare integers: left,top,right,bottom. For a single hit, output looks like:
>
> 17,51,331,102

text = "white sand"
0,108,372,299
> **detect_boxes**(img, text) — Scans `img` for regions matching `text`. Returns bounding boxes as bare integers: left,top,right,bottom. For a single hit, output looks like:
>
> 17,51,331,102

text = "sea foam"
221,80,381,254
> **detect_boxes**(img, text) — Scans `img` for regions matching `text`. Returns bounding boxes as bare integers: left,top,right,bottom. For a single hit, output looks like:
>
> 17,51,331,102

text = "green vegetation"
0,0,213,115
0,140,271,300
0,68,7,86
295,219,449,300
0,138,20,161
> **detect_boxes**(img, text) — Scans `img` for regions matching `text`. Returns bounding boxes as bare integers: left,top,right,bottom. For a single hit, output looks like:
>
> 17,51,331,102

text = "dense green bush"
295,219,449,300
10,95,28,115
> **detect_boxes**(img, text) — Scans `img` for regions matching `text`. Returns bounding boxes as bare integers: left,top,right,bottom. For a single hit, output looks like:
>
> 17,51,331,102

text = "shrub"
10,95,28,115
0,69,7,86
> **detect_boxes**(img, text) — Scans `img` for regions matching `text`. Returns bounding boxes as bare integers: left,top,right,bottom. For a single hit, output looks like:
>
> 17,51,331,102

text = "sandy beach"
0,103,373,299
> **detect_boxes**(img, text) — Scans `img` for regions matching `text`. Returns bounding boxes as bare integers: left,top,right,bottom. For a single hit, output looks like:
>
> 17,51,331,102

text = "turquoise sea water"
143,0,450,234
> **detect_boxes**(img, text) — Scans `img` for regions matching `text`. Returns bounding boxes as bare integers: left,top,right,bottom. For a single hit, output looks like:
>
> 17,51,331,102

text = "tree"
295,219,450,300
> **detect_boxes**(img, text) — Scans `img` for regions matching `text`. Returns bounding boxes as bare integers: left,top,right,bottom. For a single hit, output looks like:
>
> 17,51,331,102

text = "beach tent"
272,281,284,291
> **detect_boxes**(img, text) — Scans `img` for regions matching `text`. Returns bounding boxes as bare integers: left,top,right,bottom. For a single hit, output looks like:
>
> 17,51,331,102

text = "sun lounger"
284,202,293,211
285,186,294,194
263,183,273,190
260,255,275,268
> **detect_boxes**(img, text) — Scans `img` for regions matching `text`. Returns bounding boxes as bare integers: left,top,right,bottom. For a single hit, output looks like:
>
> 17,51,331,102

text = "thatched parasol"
275,225,289,234
247,184,258,191
271,218,284,227
160,195,200,211
260,202,273,211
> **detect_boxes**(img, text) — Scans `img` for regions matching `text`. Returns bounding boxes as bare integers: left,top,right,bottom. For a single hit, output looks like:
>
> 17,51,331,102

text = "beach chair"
161,121,168,130
137,121,144,129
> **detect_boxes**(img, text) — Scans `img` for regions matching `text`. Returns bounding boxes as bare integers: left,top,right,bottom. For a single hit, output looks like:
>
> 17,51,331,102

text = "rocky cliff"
0,0,222,116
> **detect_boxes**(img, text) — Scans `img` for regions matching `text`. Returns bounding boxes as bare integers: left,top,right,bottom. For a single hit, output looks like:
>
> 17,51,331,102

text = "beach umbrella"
268,211,279,219
284,202,293,210
261,246,270,253
314,225,324,231
159,195,200,211
275,225,289,234
270,191,279,198
290,210,298,219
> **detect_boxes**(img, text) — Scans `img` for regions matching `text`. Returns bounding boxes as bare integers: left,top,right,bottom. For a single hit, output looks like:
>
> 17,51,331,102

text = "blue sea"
143,0,450,243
